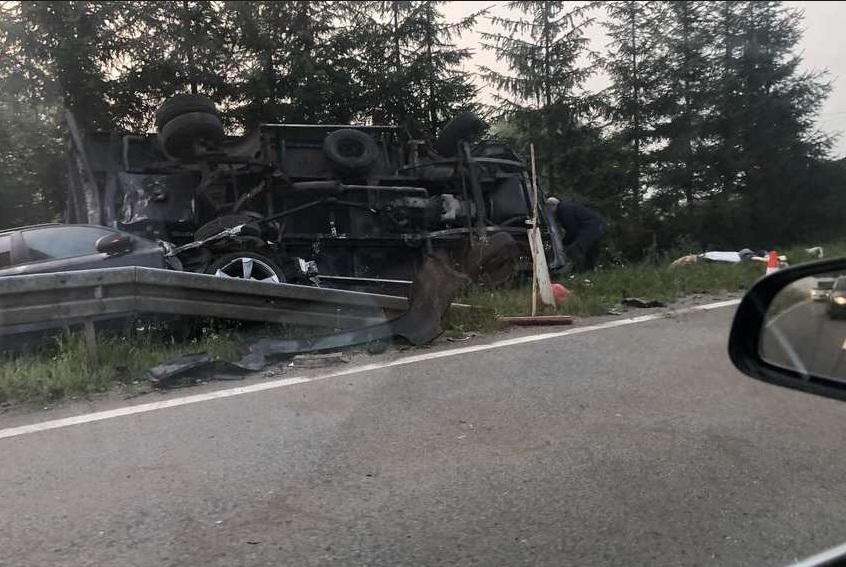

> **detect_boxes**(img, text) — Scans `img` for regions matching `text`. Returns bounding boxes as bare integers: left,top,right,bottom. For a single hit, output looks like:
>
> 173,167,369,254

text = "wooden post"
530,144,539,317
83,319,98,365
527,144,555,313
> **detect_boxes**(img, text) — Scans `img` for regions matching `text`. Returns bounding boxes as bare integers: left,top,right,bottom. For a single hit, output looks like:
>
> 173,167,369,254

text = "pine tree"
350,1,480,137
705,0,745,199
0,1,123,130
0,1,126,228
407,1,480,138
602,0,662,213
650,1,714,215
0,96,65,229
480,1,597,113
111,1,237,130
348,1,418,128
717,1,831,243
480,1,599,195
228,1,366,127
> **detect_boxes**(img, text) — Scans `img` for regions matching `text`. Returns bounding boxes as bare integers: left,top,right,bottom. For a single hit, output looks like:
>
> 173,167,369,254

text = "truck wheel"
323,128,379,172
465,231,520,288
158,112,224,160
156,94,219,131
206,252,285,283
433,112,487,157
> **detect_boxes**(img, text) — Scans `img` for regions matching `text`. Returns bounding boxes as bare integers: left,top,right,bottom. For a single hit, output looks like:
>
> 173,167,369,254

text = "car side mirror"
729,256,846,401
95,233,133,256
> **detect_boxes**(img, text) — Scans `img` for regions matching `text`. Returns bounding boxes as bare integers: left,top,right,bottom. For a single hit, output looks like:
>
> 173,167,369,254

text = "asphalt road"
762,299,846,380
3,304,846,566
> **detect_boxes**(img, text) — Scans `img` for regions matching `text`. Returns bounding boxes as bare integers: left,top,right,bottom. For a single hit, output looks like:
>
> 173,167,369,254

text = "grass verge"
2,240,842,405
446,240,846,333
0,329,243,405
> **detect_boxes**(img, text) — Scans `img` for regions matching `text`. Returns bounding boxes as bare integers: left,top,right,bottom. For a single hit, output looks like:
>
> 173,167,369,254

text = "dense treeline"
0,0,842,259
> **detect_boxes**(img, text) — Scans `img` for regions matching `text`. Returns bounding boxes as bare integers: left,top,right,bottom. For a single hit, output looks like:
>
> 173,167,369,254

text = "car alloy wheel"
212,255,280,283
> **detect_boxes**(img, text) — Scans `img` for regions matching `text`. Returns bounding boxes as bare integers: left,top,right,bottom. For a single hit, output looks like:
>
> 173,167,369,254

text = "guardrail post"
82,319,98,365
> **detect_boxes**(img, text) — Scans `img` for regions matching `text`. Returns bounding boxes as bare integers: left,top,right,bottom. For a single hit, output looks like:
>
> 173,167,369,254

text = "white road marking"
0,298,740,441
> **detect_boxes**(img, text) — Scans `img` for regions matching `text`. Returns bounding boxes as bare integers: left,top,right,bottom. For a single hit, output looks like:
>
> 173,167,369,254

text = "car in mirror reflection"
752,272,846,382
828,276,846,318
810,276,834,301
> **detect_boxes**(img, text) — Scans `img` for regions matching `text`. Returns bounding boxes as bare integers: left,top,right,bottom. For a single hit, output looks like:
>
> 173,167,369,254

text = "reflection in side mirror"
95,233,133,256
729,257,846,401
760,274,846,380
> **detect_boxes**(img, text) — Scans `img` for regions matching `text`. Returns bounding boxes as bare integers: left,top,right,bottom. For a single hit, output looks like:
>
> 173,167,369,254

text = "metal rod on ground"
498,315,573,327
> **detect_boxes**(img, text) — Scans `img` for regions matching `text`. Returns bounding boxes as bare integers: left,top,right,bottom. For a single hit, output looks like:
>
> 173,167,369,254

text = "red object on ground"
551,283,570,305
766,251,779,275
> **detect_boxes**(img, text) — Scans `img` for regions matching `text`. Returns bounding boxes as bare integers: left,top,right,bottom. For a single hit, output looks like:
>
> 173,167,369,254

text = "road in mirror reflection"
761,273,846,381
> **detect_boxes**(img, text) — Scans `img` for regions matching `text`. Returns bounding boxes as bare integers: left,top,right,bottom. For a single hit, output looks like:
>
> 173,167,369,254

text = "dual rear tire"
157,94,224,160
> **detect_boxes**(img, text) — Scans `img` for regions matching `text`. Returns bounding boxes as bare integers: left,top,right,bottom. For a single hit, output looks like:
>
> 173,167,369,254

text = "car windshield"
1,1,845,565
21,226,114,261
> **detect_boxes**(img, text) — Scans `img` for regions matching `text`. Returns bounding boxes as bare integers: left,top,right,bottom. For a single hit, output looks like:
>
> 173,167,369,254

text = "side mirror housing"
95,233,133,256
729,256,846,401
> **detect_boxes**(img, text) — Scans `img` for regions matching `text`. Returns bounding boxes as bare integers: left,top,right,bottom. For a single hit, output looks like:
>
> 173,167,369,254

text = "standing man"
546,196,608,271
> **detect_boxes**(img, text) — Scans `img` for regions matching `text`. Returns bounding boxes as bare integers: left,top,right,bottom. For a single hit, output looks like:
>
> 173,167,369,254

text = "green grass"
0,330,243,405
448,260,759,330
447,240,846,331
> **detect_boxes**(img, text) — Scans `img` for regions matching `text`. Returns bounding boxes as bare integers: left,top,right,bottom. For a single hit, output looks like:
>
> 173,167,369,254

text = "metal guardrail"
0,267,409,338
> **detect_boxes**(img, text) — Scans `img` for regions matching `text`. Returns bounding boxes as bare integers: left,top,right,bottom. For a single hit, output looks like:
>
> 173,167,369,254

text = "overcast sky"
442,1,846,157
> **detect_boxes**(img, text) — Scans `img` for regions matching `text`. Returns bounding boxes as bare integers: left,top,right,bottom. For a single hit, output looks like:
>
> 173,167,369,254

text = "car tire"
206,251,285,283
155,94,219,131
322,128,379,172
433,112,487,157
158,112,225,160
194,214,262,242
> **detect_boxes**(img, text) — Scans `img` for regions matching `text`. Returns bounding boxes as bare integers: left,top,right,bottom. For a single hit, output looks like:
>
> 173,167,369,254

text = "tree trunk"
391,1,402,125
719,2,732,196
65,111,101,225
183,1,197,94
426,7,436,138
542,3,555,192
681,6,694,212
631,2,641,210
264,48,274,123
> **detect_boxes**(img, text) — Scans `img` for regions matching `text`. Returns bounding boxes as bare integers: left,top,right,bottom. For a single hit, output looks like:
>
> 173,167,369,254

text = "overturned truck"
66,95,567,293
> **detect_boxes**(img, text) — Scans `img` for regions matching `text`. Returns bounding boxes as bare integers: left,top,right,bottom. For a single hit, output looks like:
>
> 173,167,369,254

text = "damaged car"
0,222,314,284
65,94,567,292
0,224,173,277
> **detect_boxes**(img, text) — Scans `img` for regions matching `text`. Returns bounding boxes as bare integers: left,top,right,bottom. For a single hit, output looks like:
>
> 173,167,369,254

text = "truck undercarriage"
66,95,567,293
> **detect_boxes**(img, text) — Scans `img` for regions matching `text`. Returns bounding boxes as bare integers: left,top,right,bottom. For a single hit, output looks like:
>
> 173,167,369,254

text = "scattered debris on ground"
148,352,257,389
290,352,349,369
671,248,788,267
447,333,478,342
497,315,574,326
621,297,667,309
806,246,824,258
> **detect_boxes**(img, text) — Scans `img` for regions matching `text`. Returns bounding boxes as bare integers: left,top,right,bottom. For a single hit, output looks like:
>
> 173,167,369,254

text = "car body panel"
0,224,166,278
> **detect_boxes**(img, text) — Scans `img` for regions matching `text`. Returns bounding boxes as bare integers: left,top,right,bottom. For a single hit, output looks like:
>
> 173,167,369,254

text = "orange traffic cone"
766,251,779,275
